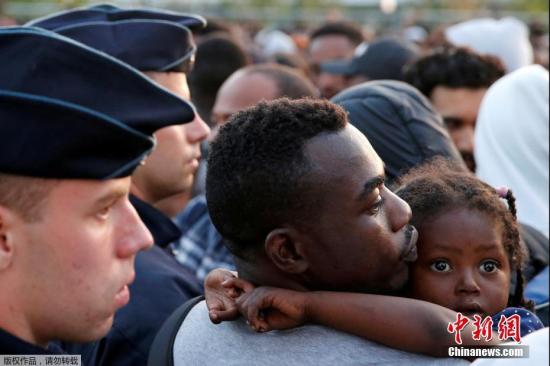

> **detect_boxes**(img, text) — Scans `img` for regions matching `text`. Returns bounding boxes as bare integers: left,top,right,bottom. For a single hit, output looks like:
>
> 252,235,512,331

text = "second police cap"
27,3,207,73
0,27,193,179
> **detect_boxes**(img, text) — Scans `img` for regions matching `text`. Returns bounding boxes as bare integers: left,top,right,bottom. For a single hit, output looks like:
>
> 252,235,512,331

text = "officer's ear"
0,205,16,270
264,228,309,274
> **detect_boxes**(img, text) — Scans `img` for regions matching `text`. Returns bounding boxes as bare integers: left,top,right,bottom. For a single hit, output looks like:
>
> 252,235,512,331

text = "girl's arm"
237,286,501,357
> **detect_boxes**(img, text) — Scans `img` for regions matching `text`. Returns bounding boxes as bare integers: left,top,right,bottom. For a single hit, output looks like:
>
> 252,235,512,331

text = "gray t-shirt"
173,301,470,366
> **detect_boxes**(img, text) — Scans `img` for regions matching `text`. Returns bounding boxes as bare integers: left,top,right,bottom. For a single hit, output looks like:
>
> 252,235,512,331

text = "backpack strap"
148,295,205,366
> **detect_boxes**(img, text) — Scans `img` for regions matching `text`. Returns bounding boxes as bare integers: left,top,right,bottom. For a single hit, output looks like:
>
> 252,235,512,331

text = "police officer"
0,26,192,355
29,5,211,365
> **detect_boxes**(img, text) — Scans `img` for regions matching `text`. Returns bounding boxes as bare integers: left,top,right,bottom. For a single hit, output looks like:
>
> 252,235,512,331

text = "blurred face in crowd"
0,177,153,345
430,86,487,172
212,70,279,137
408,208,510,318
296,125,416,294
132,71,210,204
308,35,356,99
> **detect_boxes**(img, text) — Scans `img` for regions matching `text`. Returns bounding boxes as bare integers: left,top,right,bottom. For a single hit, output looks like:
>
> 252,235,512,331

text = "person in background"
307,20,364,98
475,65,549,240
320,37,420,88
403,46,505,171
188,32,250,127
444,17,534,73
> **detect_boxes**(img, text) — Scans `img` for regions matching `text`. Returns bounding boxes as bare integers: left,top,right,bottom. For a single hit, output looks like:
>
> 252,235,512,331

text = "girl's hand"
236,287,310,332
204,269,255,323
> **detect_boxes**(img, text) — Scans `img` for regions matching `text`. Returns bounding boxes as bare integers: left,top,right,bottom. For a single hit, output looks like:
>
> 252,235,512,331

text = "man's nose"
387,190,412,232
453,127,475,155
185,112,210,144
116,202,154,258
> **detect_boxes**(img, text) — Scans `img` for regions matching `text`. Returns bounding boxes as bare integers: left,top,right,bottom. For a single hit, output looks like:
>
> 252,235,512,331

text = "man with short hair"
403,46,505,171
0,26,195,354
171,98,467,365
29,5,211,365
173,63,318,284
308,20,364,98
211,63,318,128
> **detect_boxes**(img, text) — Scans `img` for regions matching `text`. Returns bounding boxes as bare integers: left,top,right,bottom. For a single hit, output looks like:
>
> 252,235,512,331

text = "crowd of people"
0,2,548,366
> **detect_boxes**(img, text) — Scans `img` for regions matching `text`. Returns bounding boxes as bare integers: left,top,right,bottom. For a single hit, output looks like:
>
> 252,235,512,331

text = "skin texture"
430,86,487,172
211,71,279,130
308,35,356,99
295,125,415,293
409,208,511,317
132,72,210,205
0,177,153,346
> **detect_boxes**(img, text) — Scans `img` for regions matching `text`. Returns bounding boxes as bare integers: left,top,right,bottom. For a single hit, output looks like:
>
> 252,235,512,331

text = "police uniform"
30,5,209,366
0,27,191,356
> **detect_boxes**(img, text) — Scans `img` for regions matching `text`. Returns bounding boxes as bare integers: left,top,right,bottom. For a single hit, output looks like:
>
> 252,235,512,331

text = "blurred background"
1,0,548,29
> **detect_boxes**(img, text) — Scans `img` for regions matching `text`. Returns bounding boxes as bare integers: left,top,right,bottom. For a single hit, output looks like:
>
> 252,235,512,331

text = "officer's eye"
480,260,499,273
430,260,452,272
97,205,113,220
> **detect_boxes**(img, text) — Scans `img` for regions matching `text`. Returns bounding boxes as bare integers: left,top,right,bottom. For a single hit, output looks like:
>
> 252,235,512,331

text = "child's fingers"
222,277,255,294
208,307,239,324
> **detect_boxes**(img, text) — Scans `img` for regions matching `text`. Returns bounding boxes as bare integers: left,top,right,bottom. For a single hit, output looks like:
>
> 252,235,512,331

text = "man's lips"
400,225,418,262
114,273,135,308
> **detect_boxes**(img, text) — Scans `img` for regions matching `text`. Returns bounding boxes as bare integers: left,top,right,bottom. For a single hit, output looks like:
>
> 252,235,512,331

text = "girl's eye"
430,260,452,272
480,260,499,273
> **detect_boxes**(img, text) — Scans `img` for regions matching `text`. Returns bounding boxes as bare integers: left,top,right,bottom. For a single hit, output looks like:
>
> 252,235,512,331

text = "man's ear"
0,206,16,270
264,228,309,274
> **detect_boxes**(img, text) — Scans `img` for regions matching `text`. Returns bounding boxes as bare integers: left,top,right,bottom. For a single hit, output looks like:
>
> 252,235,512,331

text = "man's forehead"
309,35,356,62
305,124,384,176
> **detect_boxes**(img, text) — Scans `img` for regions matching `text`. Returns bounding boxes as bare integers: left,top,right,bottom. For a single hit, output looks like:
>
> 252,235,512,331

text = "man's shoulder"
173,301,468,366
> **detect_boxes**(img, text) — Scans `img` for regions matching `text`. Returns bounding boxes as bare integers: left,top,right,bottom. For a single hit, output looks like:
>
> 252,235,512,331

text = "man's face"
430,86,487,171
309,35,356,99
211,71,279,135
299,125,417,294
133,72,210,204
10,178,153,344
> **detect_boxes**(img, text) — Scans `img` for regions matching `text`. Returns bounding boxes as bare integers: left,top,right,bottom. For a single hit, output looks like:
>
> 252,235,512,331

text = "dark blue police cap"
0,26,195,136
0,27,194,179
27,3,206,72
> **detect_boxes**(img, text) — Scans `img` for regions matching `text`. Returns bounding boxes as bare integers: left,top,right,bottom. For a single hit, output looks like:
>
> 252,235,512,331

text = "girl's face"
409,208,511,317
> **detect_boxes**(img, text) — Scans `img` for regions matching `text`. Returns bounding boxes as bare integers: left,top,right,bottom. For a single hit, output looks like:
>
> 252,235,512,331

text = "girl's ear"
264,228,309,274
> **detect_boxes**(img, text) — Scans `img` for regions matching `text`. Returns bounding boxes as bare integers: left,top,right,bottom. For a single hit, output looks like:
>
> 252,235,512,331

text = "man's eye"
430,260,452,272
480,260,499,273
97,206,112,219
368,197,384,216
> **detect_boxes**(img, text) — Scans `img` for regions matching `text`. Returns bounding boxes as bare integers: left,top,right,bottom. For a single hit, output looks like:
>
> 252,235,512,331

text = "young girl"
205,159,544,357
